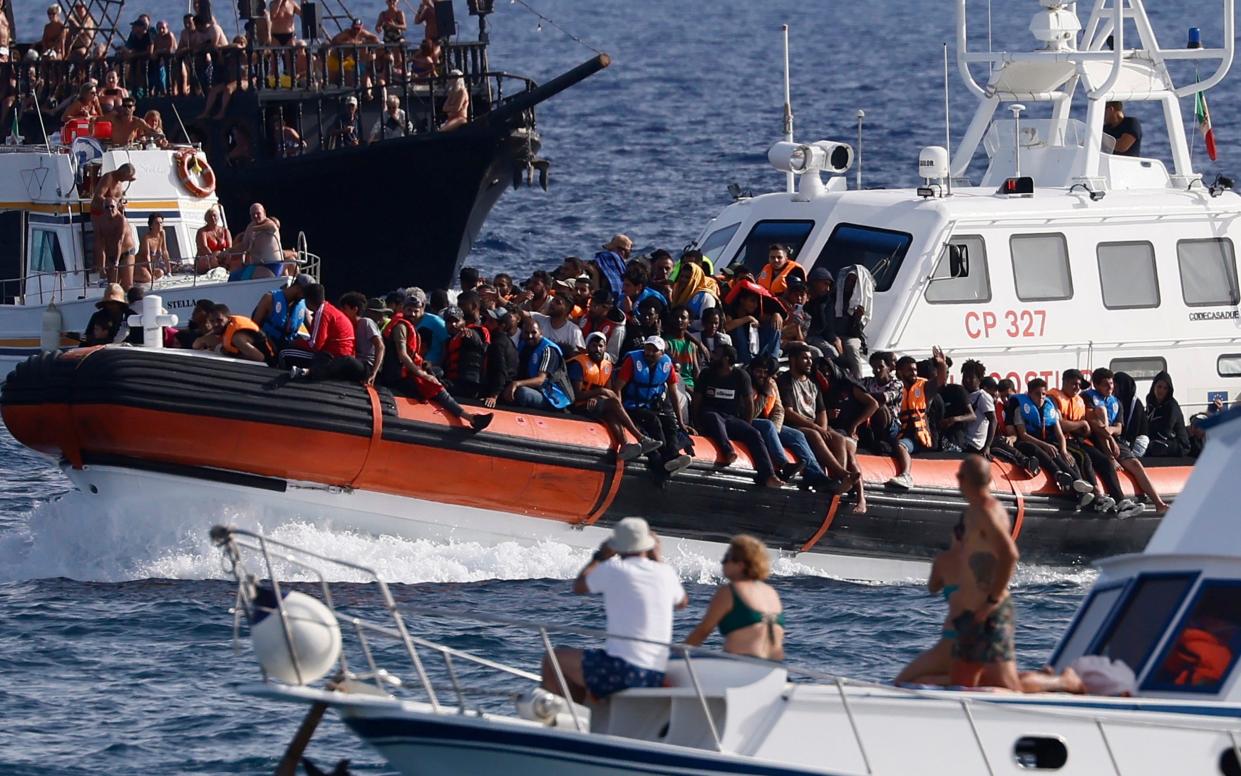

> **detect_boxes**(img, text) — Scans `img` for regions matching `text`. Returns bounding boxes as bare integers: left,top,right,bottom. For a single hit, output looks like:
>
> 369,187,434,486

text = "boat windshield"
811,223,913,292
728,220,816,272
698,222,740,270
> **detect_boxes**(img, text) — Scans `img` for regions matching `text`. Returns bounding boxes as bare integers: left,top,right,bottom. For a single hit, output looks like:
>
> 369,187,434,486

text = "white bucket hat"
1070,656,1136,697
608,517,656,554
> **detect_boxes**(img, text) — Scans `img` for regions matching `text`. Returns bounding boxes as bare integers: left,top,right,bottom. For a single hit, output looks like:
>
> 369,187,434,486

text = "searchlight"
768,140,854,201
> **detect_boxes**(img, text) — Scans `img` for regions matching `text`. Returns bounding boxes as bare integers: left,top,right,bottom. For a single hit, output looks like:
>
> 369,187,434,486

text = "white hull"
64,463,930,583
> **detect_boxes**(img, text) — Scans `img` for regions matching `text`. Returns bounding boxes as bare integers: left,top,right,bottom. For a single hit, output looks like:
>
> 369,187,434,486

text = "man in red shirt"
291,283,365,382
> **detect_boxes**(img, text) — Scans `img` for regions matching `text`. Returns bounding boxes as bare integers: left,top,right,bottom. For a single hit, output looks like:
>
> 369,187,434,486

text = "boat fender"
40,302,63,353
175,149,217,198
250,587,342,685
515,688,572,726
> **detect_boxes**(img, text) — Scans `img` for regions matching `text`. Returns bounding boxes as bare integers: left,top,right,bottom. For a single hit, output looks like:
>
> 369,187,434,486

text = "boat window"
811,223,913,292
1097,242,1160,309
1218,355,1241,377
926,235,990,304
730,220,815,273
1011,234,1073,302
29,229,66,276
697,223,740,270
1143,580,1241,694
1088,572,1198,676
1177,238,1240,307
1108,357,1166,381
1050,583,1126,670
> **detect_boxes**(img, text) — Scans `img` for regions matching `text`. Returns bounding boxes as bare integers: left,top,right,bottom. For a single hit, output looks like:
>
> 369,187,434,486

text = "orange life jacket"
1166,628,1233,687
222,315,272,360
756,260,802,296
1049,388,1086,422
899,377,933,448
568,352,613,403
753,387,777,419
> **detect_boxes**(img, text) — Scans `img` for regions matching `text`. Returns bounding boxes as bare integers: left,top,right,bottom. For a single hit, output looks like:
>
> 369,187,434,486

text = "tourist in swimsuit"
685,534,785,661
235,202,287,277
98,70,127,115
895,519,968,686
196,207,231,273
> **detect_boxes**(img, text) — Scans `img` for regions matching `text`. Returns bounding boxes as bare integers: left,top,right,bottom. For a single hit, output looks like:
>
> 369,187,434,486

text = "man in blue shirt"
1083,368,1169,514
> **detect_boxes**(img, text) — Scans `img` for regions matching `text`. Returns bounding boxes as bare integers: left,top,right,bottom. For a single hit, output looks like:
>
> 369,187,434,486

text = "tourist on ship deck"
414,0,439,40
567,332,658,461
685,534,785,661
370,94,411,141
67,1,97,62
381,296,493,431
579,290,627,361
329,95,361,149
1083,368,1170,514
151,20,177,94
1103,101,1142,157
749,356,827,489
439,69,470,132
269,0,300,46
97,69,127,115
195,207,231,273
1010,378,1095,498
134,212,171,283
480,305,519,408
62,82,101,120
110,97,165,146
530,294,585,358
778,344,859,501
614,336,694,475
504,318,573,412
1144,372,1191,458
121,15,155,92
951,456,1021,691
233,202,287,278
41,5,68,61
196,35,250,120
541,517,687,703
756,243,806,297
441,305,488,399
693,344,785,489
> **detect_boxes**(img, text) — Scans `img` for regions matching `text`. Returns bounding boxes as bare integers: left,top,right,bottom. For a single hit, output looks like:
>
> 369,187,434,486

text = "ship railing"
212,525,1241,773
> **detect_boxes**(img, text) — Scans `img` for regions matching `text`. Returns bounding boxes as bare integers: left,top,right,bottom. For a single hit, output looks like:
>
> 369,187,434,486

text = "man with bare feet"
778,343,862,507
949,455,1021,691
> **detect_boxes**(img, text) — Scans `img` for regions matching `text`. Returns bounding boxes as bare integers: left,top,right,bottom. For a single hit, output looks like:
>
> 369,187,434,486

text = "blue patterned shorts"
581,649,665,698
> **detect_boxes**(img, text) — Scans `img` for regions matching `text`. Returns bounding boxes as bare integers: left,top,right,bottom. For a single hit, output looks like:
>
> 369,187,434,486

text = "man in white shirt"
961,360,996,459
531,294,586,358
541,517,688,702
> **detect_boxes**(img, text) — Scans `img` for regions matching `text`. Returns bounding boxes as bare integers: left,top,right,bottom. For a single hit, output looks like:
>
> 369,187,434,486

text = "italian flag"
1196,89,1218,161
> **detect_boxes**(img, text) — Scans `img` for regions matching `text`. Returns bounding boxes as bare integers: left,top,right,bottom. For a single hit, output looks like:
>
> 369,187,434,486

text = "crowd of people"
2,0,470,150
84,227,1200,517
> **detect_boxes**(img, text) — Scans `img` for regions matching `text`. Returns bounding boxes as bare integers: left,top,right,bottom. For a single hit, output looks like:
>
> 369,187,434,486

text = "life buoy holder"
175,149,216,198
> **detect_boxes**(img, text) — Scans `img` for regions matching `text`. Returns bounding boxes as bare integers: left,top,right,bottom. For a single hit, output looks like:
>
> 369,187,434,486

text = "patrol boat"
209,403,1241,776
692,0,1241,412
0,139,300,378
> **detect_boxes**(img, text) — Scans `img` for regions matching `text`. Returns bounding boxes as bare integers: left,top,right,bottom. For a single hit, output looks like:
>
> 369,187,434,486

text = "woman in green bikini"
685,534,785,660
894,519,969,685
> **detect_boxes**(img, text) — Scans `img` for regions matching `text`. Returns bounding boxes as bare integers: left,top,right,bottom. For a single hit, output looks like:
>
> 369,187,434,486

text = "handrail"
955,0,988,99
1173,0,1235,98
1086,0,1125,100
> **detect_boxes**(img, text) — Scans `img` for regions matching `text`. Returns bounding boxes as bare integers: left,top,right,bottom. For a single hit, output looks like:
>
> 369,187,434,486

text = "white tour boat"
0,137,300,378
211,402,1241,775
693,0,1241,410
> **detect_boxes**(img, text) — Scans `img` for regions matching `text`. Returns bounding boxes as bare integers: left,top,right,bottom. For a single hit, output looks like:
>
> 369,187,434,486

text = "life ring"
175,149,216,198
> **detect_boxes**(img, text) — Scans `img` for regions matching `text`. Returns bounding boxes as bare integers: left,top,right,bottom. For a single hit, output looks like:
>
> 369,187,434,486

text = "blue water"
6,0,1230,772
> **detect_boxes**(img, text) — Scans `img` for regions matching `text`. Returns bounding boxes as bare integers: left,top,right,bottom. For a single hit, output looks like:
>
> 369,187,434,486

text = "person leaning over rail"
684,534,785,661
541,517,688,703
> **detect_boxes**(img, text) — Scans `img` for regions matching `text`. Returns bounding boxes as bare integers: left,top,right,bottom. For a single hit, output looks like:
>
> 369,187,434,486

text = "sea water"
4,0,1227,772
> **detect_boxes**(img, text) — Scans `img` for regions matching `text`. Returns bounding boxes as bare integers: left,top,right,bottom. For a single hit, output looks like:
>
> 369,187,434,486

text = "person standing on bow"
949,456,1021,691
541,517,688,703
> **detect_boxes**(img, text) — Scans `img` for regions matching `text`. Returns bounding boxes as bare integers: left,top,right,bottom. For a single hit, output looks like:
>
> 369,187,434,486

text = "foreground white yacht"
213,399,1241,775
693,0,1241,409
0,140,297,377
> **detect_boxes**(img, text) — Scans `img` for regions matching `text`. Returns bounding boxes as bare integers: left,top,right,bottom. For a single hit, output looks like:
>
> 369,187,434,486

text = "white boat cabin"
692,0,1241,412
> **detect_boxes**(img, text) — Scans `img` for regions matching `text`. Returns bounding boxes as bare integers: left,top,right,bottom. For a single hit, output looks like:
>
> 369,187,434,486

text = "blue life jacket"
261,288,308,346
521,337,571,410
633,287,669,313
686,290,715,322
1014,394,1059,439
417,313,450,366
1082,388,1120,425
621,350,673,410
594,250,627,296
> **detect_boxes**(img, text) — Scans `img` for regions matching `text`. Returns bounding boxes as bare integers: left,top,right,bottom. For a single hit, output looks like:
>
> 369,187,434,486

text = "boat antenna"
1010,104,1027,177
781,24,794,194
169,101,193,148
856,109,865,190
943,42,952,196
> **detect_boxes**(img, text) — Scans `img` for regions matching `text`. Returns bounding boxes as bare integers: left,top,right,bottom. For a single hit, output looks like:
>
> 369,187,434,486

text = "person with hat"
613,336,693,475
541,517,688,702
441,305,489,399
805,266,841,358
439,68,470,132
480,305,520,408
567,331,661,461
121,15,154,91
339,292,386,385
82,283,135,346
328,94,361,149
580,289,627,361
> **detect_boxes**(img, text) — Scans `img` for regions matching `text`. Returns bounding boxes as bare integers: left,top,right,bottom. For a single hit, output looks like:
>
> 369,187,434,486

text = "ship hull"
1,348,1188,576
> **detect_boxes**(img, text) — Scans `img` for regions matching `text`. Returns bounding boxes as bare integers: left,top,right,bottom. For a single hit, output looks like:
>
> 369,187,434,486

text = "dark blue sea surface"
6,0,1229,772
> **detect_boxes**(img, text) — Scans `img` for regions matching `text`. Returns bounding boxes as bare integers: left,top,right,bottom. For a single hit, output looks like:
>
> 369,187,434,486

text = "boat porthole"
89,485,98,494
1221,747,1241,776
1013,736,1068,770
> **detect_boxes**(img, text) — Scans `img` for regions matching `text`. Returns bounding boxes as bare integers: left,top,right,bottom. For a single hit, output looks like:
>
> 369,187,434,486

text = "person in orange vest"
567,331,660,461
887,348,948,490
755,243,806,297
194,303,275,363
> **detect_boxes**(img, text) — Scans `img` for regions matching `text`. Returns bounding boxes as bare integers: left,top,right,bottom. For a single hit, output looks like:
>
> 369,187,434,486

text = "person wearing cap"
441,305,489,399
121,15,154,91
504,318,573,411
613,336,693,475
82,283,135,346
331,16,380,46
381,295,493,431
531,294,585,359
480,305,520,408
339,292,386,386
439,68,470,132
692,344,785,489
567,332,660,461
580,290,627,362
805,266,841,357
329,95,361,149
252,274,311,351
756,243,807,297
541,517,688,702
